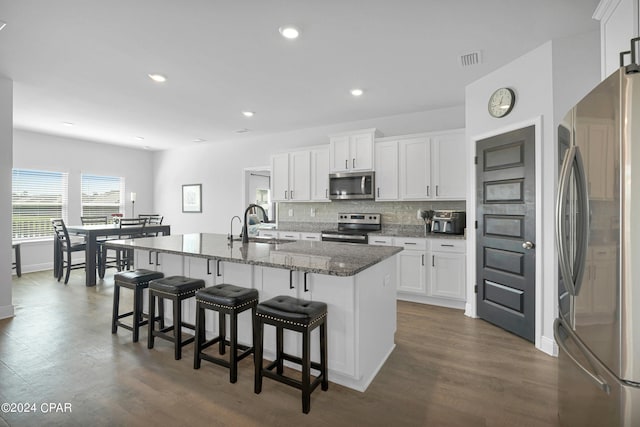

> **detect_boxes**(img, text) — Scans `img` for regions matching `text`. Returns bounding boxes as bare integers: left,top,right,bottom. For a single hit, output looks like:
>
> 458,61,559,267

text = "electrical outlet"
310,208,316,217
288,208,293,217
417,209,423,220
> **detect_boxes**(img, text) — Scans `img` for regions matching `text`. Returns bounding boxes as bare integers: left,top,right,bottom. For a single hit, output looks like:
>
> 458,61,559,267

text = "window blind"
12,169,69,240
81,174,124,220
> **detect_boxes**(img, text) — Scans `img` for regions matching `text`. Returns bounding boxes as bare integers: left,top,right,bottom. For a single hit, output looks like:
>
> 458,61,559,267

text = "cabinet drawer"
369,236,394,246
430,239,466,253
394,237,427,251
258,230,278,239
300,232,321,241
279,231,301,240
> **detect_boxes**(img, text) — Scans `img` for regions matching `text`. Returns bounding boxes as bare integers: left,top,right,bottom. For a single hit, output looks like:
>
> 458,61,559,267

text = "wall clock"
488,87,516,118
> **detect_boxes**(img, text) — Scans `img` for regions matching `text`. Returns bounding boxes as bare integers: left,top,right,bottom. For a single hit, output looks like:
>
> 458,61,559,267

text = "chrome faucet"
242,204,269,244
229,215,242,240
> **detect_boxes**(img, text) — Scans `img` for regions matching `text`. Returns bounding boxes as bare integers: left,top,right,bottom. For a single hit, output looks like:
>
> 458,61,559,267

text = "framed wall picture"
182,184,202,213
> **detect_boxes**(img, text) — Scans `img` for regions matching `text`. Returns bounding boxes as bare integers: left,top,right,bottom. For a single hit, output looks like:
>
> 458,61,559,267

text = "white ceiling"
0,1,600,151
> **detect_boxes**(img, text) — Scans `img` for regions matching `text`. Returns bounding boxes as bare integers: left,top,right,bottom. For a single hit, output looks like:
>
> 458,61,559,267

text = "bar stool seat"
194,284,259,383
112,269,165,343
254,295,328,414
148,276,206,360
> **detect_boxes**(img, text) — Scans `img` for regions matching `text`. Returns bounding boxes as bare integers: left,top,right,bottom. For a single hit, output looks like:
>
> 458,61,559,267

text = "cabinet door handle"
441,244,454,247
148,251,154,265
206,259,212,275
422,254,424,266
289,270,295,289
155,251,160,266
352,158,355,168
304,272,309,292
216,259,222,277
326,188,328,198
427,186,430,197
404,242,417,245
284,190,288,199
432,255,435,267
377,187,380,197
290,190,294,199
345,159,348,169
436,185,439,196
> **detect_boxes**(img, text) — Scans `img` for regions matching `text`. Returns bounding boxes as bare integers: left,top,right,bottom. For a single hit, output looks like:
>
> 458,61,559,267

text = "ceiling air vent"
459,50,482,67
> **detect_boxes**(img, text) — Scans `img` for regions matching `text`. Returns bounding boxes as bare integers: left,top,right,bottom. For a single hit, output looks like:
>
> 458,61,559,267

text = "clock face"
488,87,515,118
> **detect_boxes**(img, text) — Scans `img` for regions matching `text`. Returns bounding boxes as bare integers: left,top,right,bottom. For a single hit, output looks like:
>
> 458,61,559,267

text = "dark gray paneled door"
476,126,536,342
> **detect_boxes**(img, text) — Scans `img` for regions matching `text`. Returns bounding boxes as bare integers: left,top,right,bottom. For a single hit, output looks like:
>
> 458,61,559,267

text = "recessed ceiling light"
235,128,251,133
0,21,7,32
350,88,364,97
135,136,145,140
62,122,74,126
242,111,255,117
143,146,151,150
193,138,206,143
279,25,300,39
148,73,167,83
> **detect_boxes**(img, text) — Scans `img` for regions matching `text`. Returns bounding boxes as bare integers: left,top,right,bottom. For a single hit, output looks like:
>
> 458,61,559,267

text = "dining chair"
117,218,147,270
139,214,163,236
52,218,86,284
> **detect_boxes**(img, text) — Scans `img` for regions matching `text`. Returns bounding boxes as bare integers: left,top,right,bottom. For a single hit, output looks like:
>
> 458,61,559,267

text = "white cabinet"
395,238,427,294
271,150,311,202
310,147,330,201
398,130,466,201
431,130,466,199
374,140,398,200
329,128,379,172
428,239,466,301
399,136,432,199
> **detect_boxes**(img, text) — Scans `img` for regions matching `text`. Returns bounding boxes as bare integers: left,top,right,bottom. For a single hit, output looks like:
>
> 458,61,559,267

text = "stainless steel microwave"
329,171,375,200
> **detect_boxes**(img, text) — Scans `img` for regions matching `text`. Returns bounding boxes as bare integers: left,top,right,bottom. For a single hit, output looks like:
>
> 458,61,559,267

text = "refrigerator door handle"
572,146,590,296
554,318,611,394
557,146,576,295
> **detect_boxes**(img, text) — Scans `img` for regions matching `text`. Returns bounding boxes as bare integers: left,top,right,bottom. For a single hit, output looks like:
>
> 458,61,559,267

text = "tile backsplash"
277,200,466,227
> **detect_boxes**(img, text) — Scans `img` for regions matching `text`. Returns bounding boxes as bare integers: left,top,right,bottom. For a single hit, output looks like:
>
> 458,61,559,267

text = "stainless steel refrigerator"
554,46,640,425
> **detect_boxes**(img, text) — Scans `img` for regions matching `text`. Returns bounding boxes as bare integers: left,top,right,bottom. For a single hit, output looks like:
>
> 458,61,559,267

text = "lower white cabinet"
394,238,427,294
373,236,466,309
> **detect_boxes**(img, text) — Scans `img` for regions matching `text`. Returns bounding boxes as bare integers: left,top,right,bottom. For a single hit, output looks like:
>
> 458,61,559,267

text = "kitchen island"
106,233,401,392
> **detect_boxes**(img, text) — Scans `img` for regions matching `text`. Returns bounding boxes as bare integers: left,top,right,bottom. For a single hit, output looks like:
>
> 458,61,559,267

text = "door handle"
426,186,430,197
345,159,348,169
353,158,355,168
522,241,535,250
436,185,439,196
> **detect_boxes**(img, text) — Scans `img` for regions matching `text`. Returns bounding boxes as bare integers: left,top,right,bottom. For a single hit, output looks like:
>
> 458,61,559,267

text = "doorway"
475,126,536,342
243,167,274,221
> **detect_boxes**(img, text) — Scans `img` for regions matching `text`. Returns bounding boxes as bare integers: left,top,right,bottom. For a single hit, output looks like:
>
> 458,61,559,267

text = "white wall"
1,76,14,319
153,106,465,235
13,130,155,273
464,31,600,355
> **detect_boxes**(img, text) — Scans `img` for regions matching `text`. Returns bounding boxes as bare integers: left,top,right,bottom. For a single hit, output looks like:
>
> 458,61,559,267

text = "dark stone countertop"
105,233,402,277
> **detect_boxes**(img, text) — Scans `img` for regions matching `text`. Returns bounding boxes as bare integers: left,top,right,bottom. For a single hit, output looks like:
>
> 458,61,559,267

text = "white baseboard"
397,293,465,310
464,302,478,318
16,262,54,275
539,334,558,357
0,304,15,320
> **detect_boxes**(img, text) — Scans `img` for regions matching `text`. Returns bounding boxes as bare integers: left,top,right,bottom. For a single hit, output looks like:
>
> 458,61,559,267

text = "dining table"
55,223,171,286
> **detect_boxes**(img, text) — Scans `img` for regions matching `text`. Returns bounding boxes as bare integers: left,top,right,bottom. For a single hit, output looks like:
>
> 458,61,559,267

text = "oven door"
321,232,368,244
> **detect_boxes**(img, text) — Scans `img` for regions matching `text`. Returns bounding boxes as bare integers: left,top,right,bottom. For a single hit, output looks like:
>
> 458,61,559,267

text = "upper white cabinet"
431,130,466,199
398,129,466,201
374,140,399,200
329,128,381,172
271,150,311,202
310,147,330,201
399,136,432,200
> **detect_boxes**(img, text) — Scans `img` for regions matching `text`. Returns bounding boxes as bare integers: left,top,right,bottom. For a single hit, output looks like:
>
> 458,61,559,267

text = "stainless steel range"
321,213,381,244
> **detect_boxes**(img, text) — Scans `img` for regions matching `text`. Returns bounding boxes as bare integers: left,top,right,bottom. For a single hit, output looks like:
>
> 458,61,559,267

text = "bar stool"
254,295,328,414
112,269,165,342
147,276,205,360
193,284,259,383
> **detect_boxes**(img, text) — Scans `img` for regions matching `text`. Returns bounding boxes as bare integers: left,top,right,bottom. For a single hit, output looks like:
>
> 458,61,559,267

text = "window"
12,169,69,240
81,174,124,220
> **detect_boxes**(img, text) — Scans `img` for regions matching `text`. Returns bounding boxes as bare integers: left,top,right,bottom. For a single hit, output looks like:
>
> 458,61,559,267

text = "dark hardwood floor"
0,270,559,426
